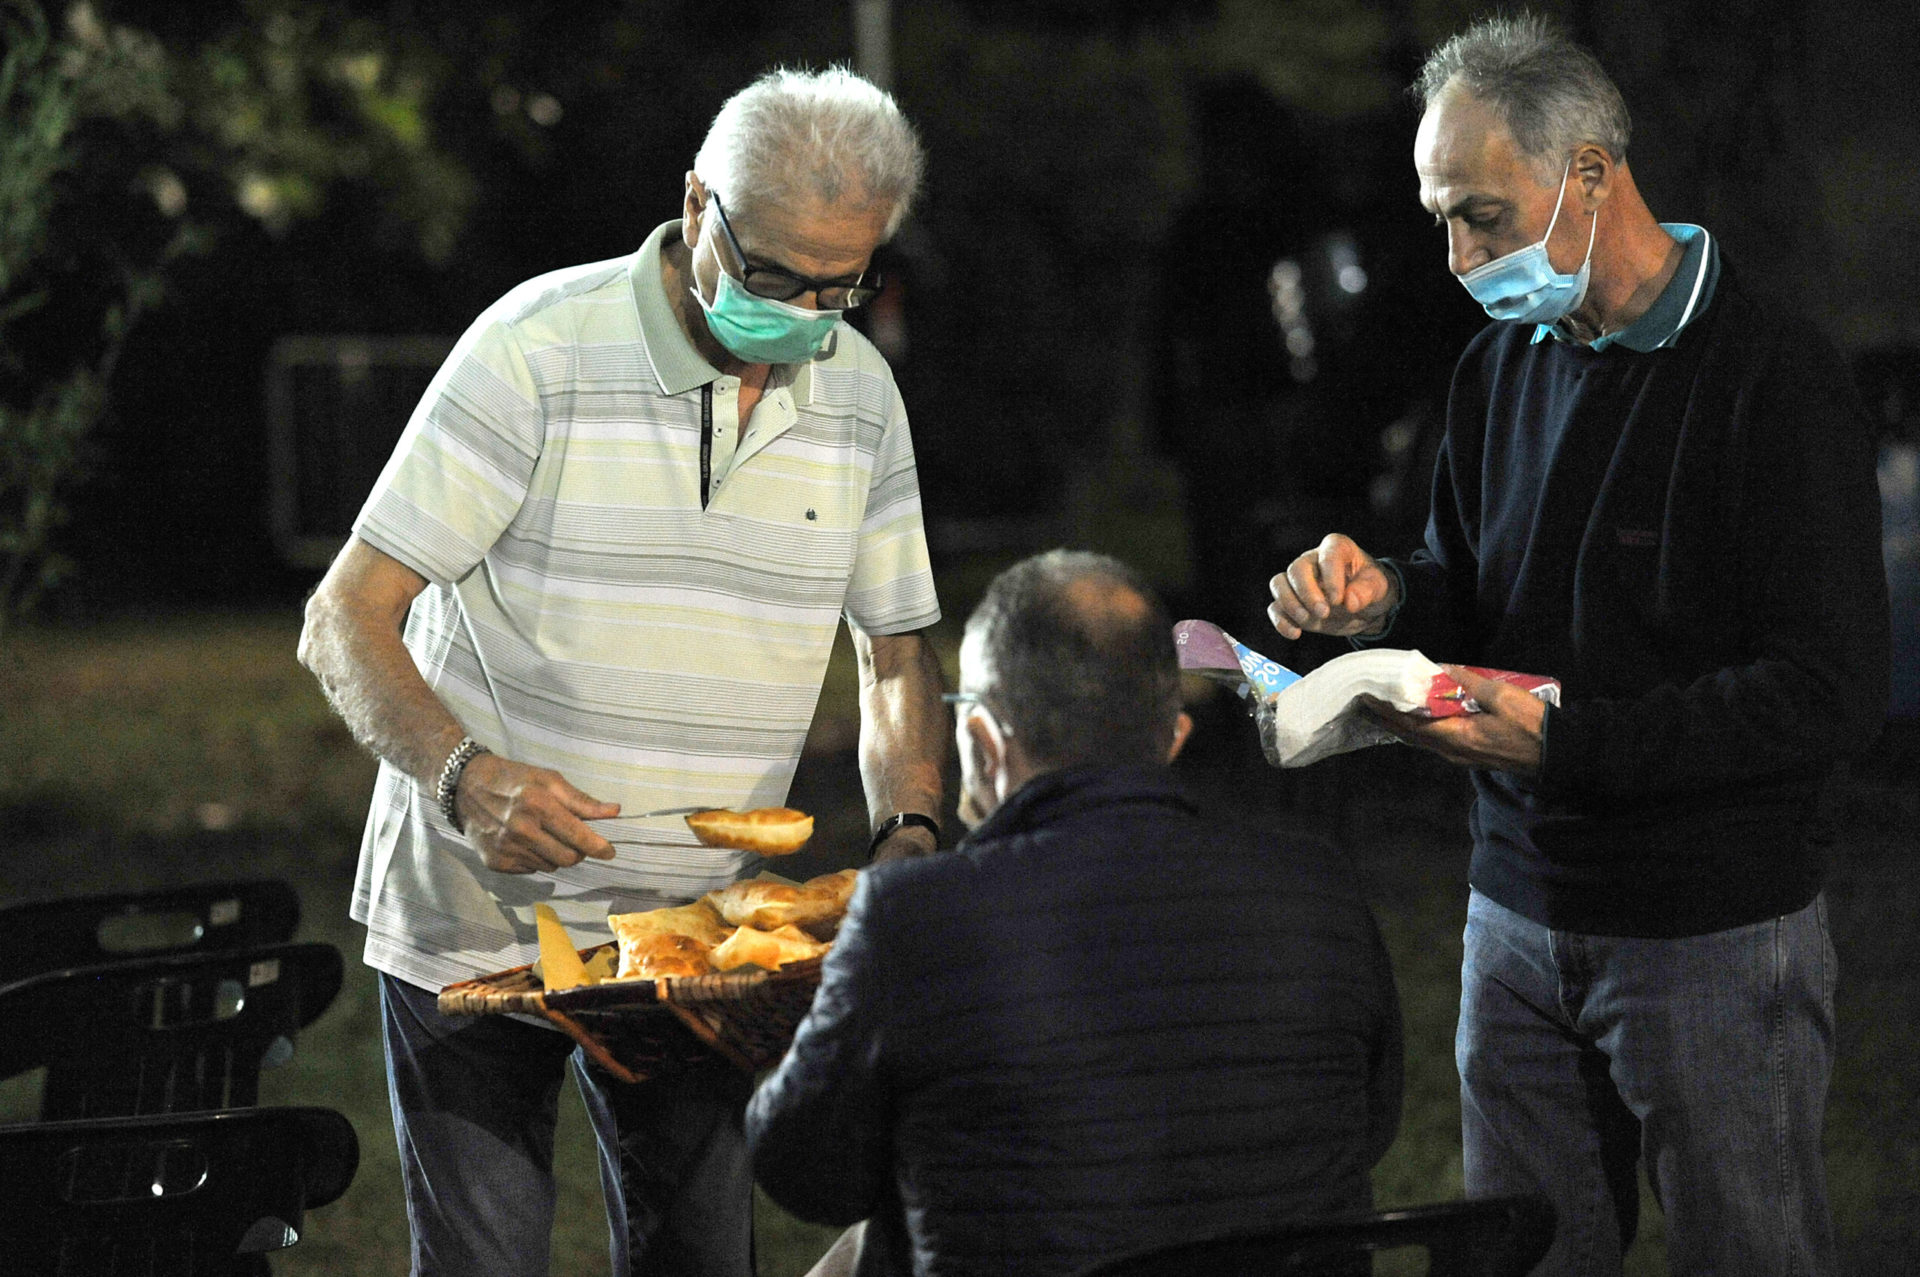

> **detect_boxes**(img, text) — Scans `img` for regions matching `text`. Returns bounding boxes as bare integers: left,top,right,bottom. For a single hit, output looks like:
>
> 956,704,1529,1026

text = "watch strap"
867,811,939,858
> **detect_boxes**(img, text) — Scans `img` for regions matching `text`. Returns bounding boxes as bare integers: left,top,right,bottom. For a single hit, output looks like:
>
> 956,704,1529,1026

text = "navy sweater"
1386,259,1889,936
747,766,1402,1277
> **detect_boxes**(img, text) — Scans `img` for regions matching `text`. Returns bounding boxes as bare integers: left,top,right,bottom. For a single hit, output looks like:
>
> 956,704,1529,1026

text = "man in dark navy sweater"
750,550,1402,1276
1267,15,1886,1277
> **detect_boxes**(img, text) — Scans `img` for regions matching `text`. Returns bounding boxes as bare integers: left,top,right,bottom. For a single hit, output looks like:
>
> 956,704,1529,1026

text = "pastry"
608,900,731,979
709,923,831,972
704,868,858,933
685,807,815,855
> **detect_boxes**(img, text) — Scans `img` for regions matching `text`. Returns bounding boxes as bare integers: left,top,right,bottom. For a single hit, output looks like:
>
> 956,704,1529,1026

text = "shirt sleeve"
843,376,940,637
745,870,893,1226
351,306,546,587
1363,430,1481,657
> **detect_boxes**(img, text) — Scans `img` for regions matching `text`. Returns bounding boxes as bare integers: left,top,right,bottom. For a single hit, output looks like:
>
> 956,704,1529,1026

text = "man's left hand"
1361,665,1546,775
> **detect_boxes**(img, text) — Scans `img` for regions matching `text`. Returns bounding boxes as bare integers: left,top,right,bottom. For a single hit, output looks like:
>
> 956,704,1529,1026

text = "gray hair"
1414,13,1631,180
963,550,1183,771
693,66,925,237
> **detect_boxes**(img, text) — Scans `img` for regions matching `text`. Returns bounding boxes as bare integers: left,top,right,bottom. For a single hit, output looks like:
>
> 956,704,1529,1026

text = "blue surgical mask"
691,268,841,365
1458,160,1597,325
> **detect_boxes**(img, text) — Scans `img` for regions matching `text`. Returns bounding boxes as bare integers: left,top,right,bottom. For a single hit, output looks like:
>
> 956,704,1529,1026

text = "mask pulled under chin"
1457,159,1598,326
691,271,841,365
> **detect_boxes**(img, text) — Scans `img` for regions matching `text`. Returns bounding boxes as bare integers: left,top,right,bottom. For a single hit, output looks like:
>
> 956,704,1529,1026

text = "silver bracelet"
435,736,490,834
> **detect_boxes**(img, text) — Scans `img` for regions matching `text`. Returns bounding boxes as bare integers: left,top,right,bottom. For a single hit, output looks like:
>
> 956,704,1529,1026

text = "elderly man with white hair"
300,68,945,1276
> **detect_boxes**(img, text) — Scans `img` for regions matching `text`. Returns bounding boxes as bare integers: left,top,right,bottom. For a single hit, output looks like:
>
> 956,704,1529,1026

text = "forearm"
1369,552,1472,655
1371,429,1480,656
854,629,946,853
297,548,463,787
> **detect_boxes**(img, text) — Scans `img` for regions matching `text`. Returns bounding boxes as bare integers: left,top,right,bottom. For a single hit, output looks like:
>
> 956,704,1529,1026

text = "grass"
0,611,376,843
2,611,1915,1274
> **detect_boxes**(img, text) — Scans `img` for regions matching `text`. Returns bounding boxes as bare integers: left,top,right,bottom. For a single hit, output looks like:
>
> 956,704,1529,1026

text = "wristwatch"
867,812,940,859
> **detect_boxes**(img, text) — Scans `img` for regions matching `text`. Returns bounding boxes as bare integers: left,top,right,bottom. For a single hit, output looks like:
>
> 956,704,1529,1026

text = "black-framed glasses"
708,193,885,310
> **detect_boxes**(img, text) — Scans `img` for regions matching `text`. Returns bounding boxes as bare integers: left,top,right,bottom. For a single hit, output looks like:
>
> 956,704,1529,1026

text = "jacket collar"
959,764,1198,846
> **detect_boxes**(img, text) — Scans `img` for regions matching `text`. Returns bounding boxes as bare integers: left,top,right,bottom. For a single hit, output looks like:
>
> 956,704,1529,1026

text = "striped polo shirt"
349,220,940,992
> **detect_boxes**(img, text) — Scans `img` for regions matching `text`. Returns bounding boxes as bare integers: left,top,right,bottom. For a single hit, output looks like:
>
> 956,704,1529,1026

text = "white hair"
1415,13,1632,183
693,66,925,238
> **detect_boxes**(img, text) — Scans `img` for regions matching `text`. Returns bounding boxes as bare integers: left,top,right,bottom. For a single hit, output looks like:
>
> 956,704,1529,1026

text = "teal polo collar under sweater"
1533,223,1720,352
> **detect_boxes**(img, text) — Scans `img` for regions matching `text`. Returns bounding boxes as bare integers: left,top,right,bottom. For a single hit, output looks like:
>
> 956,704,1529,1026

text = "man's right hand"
300,537,623,876
1268,533,1399,640
455,754,621,874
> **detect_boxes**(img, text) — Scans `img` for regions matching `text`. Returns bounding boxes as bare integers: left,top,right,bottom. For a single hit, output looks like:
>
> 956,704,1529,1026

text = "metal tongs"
593,806,712,820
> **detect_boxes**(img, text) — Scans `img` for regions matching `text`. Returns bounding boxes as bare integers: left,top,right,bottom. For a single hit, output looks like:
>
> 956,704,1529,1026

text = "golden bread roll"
704,868,859,932
708,923,831,972
607,900,731,979
685,807,815,855
615,931,715,980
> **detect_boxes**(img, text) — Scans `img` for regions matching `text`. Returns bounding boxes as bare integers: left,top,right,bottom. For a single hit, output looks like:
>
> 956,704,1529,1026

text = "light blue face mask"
1458,159,1597,325
692,263,842,365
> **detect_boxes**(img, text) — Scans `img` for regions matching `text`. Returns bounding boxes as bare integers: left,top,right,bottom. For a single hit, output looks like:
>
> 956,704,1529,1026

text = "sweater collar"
958,764,1198,846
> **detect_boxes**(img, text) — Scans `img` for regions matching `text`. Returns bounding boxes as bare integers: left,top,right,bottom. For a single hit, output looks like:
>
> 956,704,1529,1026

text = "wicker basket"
438,943,824,1083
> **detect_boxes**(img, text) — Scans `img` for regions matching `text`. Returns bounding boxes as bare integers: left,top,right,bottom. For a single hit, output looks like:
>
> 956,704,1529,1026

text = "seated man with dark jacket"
747,549,1403,1276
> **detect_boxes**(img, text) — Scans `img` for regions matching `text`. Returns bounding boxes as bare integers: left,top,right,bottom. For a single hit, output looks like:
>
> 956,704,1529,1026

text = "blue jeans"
1457,890,1837,1277
380,974,755,1277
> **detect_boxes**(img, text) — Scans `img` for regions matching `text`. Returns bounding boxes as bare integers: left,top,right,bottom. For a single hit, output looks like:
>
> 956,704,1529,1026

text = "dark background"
16,0,1918,660
5,5,1916,1270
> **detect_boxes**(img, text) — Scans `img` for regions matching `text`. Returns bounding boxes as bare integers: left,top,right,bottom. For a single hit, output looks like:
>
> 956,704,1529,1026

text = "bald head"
1060,572,1155,635
960,550,1184,771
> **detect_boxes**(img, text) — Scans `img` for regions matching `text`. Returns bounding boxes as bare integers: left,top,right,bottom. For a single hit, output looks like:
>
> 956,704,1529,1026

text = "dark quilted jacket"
746,765,1403,1276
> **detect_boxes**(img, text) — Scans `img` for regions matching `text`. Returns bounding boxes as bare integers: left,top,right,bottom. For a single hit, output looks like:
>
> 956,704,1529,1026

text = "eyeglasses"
942,691,1014,736
708,193,885,310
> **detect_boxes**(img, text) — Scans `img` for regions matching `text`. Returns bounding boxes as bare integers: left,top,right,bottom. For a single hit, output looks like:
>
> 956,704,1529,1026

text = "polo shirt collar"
629,219,821,405
1532,223,1719,352
773,352,817,409
632,220,717,395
